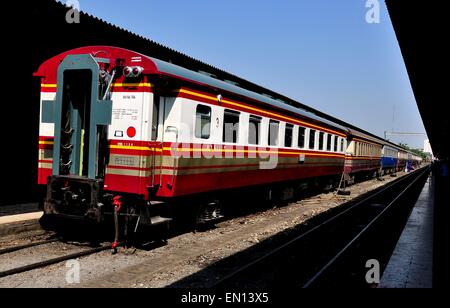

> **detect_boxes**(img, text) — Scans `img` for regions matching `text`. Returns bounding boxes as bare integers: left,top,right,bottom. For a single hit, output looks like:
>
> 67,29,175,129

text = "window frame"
285,123,294,148
309,129,316,150
195,104,212,140
248,115,262,145
326,134,332,151
298,126,306,149
222,109,240,144
268,120,280,146
318,132,325,151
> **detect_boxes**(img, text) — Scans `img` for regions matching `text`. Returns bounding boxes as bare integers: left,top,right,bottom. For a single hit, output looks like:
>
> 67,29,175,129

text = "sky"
76,0,426,149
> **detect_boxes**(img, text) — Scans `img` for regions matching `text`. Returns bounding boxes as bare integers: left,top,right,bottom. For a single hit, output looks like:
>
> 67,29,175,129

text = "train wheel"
196,200,224,227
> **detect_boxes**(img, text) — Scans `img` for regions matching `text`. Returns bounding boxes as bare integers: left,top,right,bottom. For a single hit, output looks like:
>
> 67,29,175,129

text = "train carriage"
397,148,408,172
35,46,349,226
407,152,422,170
344,129,383,181
381,144,399,175
412,154,423,167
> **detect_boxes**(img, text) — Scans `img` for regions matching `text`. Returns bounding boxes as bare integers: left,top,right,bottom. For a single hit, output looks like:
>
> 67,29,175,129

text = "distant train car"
344,129,382,182
408,152,422,169
34,46,349,229
381,144,399,175
397,148,408,172
416,155,423,167
415,154,423,166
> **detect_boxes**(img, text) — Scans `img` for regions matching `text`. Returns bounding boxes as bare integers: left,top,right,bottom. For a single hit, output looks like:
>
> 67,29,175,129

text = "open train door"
41,54,113,221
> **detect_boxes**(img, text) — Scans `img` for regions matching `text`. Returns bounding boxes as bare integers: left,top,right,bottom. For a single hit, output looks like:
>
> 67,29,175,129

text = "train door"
146,93,162,189
155,96,178,190
41,54,112,220
42,54,112,180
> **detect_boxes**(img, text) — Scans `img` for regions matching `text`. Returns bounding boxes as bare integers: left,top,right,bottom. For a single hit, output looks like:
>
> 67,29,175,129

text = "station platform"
0,203,42,236
0,203,40,217
380,173,434,288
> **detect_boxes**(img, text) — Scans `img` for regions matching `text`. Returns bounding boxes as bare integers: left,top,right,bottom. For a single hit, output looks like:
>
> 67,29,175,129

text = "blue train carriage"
381,142,399,175
406,152,414,172
407,152,422,171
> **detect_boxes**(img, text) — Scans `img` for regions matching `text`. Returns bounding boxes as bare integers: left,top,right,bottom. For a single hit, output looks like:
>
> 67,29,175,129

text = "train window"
268,120,280,146
319,132,325,150
309,129,316,149
195,105,211,139
333,136,338,152
326,134,332,151
248,115,262,145
340,139,345,153
223,109,240,143
285,124,293,148
298,127,306,149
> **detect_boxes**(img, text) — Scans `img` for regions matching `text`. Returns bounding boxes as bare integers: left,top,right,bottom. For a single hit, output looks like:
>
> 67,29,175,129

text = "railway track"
0,238,60,256
0,168,427,286
211,166,430,288
0,239,110,279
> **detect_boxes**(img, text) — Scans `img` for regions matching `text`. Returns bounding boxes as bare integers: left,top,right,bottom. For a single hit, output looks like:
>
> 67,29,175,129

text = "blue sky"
77,0,426,149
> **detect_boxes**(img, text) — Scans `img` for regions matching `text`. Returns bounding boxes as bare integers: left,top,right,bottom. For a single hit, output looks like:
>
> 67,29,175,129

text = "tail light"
123,66,143,78
123,66,132,77
132,66,143,77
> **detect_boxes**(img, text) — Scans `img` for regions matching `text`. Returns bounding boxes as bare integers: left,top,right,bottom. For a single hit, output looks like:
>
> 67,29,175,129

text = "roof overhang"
385,0,449,159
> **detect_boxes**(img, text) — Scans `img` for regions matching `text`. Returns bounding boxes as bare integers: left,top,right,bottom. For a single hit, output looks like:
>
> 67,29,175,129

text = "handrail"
165,126,179,189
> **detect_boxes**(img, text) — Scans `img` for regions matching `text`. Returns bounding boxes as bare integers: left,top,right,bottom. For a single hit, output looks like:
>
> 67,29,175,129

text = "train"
34,46,422,244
